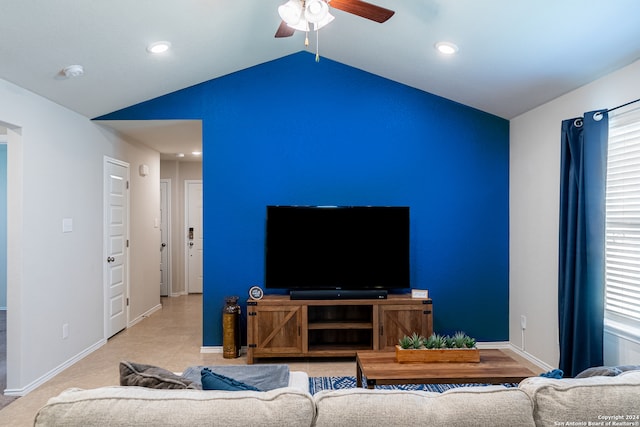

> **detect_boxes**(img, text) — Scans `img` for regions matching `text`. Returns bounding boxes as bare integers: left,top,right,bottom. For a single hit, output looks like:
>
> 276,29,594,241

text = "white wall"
0,78,161,394
510,60,640,368
0,140,6,309
160,160,202,295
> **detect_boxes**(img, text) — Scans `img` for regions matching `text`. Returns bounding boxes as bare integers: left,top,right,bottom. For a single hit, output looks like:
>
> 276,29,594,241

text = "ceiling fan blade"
329,0,395,23
275,20,295,38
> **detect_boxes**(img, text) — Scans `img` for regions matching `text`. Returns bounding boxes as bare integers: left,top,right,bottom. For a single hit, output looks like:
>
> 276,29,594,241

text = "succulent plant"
444,335,455,348
398,335,412,349
464,335,476,349
452,331,468,348
424,333,446,349
399,331,477,349
408,332,425,349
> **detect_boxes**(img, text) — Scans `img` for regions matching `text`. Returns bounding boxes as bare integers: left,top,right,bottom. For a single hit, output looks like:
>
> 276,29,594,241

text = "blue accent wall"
97,52,510,344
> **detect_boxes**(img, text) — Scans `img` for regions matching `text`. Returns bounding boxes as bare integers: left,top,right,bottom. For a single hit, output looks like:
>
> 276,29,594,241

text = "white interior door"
185,181,203,293
104,158,129,338
160,180,170,296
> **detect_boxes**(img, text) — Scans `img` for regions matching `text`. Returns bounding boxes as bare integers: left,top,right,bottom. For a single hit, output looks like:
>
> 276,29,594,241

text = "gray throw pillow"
575,366,622,378
119,361,199,389
615,365,640,373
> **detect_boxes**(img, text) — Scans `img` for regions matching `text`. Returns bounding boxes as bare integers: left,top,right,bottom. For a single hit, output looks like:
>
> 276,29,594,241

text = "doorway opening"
0,122,23,397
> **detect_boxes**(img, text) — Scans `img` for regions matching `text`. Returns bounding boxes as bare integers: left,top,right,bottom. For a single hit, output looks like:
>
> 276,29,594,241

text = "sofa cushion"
519,369,640,426
119,361,197,389
201,368,260,391
34,386,315,427
313,386,536,427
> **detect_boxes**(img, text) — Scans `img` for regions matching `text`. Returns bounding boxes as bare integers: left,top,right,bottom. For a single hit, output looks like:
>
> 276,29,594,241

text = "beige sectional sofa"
34,370,640,427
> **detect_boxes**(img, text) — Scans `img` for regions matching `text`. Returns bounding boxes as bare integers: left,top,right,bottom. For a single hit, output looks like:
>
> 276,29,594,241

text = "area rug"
308,376,517,395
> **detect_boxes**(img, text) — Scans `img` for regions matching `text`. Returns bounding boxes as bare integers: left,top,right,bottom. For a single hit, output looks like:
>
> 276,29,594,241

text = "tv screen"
265,206,410,291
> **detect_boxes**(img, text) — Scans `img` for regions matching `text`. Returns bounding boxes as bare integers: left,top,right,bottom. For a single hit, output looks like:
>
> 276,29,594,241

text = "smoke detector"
62,65,84,78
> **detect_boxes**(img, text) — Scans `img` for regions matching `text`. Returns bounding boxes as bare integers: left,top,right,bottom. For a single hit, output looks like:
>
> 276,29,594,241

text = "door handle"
107,256,115,263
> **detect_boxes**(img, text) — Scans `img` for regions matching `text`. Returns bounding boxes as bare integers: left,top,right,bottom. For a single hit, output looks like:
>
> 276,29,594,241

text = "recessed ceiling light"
435,42,459,55
192,151,201,156
176,153,185,158
147,41,171,54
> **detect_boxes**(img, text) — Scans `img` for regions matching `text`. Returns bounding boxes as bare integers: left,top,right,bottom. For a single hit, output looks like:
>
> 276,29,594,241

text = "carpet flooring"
308,376,518,395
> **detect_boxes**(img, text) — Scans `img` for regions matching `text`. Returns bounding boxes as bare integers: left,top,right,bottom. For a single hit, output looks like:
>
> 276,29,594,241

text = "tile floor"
0,293,542,426
0,294,354,426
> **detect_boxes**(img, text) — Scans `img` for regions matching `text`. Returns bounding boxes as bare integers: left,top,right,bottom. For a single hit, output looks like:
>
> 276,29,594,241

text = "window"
605,105,640,337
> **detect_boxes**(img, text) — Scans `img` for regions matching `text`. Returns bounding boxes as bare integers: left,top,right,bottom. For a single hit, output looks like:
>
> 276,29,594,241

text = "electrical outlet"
62,323,69,339
520,315,527,330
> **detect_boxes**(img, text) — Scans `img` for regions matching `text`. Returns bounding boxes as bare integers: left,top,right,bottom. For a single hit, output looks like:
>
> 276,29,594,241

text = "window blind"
605,105,640,328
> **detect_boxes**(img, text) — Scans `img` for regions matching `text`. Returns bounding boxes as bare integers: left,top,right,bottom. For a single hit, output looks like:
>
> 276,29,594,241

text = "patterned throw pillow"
119,361,198,389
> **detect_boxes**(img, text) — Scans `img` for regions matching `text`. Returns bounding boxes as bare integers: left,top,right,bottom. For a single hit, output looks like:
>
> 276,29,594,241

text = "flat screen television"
265,205,410,299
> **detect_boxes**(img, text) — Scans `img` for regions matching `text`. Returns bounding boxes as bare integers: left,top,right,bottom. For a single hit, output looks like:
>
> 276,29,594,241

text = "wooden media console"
246,294,433,364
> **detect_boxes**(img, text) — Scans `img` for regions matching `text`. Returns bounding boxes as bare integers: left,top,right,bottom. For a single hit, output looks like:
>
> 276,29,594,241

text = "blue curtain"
558,109,608,378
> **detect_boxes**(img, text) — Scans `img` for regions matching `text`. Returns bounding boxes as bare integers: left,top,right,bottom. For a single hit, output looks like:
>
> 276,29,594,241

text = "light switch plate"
62,218,73,233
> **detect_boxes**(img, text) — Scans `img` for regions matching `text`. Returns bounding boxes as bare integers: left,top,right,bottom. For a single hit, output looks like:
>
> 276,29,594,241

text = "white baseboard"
475,341,552,372
128,303,162,328
507,343,553,372
200,346,223,353
200,346,247,355
476,341,512,349
4,338,106,396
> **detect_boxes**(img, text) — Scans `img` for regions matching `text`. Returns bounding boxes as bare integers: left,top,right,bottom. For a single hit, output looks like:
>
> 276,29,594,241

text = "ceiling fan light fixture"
314,12,335,30
278,0,303,25
305,0,329,23
435,42,459,55
289,19,310,32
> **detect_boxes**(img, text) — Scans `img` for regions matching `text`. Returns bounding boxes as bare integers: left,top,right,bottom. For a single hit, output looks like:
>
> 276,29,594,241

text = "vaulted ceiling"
2,0,639,154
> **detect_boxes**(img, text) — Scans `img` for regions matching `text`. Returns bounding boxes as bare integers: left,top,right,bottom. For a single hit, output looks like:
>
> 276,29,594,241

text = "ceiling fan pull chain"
315,24,320,62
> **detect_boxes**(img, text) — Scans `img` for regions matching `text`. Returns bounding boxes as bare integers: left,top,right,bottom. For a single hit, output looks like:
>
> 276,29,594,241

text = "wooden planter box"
395,345,480,363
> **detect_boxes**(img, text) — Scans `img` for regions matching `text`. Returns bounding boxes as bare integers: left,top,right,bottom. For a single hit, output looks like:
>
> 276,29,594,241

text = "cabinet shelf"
307,344,371,354
246,294,432,364
308,321,373,330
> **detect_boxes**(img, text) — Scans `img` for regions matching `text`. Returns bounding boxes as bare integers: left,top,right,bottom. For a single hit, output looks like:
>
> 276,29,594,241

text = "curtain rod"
608,97,640,113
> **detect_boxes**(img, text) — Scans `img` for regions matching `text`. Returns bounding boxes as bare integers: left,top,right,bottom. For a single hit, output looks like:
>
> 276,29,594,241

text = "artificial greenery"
398,331,476,349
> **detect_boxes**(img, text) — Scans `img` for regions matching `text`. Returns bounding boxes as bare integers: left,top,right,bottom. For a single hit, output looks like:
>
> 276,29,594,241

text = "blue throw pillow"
539,368,564,379
201,368,261,391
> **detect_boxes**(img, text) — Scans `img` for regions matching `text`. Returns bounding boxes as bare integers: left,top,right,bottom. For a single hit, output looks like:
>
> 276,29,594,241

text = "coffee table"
356,349,539,389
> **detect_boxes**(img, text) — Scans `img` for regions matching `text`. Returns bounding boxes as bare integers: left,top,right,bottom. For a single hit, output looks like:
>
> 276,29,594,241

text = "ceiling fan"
274,0,395,38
